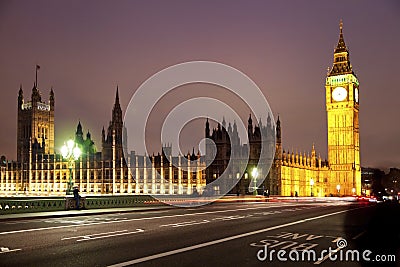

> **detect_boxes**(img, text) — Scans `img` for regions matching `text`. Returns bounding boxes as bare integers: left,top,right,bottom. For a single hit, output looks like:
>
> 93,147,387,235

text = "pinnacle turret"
115,85,120,106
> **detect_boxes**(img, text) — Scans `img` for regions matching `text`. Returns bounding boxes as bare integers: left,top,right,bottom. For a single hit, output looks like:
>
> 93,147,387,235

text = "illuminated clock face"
332,87,347,102
355,88,359,103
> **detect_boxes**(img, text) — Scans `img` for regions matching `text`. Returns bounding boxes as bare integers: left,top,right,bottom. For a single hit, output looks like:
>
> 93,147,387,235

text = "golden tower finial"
339,19,343,33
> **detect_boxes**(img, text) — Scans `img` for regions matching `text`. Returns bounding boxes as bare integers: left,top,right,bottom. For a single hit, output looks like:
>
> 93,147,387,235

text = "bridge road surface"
0,201,398,267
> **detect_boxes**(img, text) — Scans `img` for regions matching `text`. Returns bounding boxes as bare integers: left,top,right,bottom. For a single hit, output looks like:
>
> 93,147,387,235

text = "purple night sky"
0,1,399,169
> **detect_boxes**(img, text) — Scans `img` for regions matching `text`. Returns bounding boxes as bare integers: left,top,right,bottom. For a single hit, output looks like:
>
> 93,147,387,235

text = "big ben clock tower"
326,20,361,195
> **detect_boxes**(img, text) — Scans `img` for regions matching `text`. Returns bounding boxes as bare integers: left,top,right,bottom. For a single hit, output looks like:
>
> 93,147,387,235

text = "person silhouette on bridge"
73,185,81,210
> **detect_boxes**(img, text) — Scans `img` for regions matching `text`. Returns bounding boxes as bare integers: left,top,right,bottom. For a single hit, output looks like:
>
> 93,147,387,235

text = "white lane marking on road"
3,214,131,225
5,220,34,225
160,220,210,228
44,216,130,224
213,215,246,221
61,230,128,240
0,247,22,254
107,207,364,267
253,211,281,216
314,246,345,264
76,229,144,242
160,221,196,227
0,203,309,235
352,230,366,240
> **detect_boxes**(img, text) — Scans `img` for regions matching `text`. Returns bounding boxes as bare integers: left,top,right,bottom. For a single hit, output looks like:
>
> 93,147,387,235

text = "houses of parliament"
0,22,361,197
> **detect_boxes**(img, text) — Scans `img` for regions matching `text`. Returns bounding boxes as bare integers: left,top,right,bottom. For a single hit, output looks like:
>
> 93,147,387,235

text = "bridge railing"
0,197,66,214
85,195,160,209
0,195,163,214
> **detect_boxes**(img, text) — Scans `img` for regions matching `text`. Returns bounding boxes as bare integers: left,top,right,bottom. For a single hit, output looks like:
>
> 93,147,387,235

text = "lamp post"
310,178,314,197
61,139,81,195
336,184,341,196
252,167,259,196
352,187,356,195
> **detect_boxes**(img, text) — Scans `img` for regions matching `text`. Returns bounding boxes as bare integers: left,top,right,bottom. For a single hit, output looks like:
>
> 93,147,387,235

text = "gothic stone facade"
205,21,361,197
1,22,361,197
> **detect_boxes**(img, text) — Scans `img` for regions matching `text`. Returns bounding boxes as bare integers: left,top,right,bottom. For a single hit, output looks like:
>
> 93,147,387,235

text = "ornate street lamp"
252,167,259,196
336,184,341,196
310,178,314,197
61,139,81,195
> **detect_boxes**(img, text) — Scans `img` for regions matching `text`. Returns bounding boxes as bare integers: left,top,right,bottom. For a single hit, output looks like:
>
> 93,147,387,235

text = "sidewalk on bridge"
0,195,266,221
0,195,329,221
0,205,174,221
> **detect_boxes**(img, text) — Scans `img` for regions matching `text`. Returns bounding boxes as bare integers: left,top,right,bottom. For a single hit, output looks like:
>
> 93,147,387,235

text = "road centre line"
107,207,365,267
213,215,246,221
160,220,197,227
5,220,34,225
0,203,321,236
3,214,128,225
61,230,128,240
160,220,210,228
76,229,144,242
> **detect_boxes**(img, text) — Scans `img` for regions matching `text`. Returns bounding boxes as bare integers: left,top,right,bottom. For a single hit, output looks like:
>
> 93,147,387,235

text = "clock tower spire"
325,20,361,196
329,19,354,77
